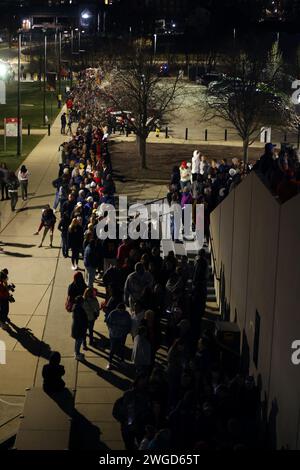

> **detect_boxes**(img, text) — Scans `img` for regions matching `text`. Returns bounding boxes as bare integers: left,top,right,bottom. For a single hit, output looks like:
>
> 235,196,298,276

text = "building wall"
268,193,300,450
210,172,300,449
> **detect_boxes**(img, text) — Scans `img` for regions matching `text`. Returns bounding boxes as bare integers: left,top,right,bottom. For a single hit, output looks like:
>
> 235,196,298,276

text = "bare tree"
203,52,298,163
100,49,184,169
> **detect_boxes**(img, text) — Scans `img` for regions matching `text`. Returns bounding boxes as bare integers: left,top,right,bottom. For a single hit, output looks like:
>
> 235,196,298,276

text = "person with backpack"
6,172,20,211
34,205,56,248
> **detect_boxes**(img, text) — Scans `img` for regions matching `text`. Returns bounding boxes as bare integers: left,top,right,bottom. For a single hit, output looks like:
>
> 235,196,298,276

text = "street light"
17,31,21,156
43,33,47,126
153,34,157,59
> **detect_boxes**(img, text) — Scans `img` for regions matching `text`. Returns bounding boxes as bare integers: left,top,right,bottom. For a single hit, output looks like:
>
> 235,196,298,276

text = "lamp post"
70,29,74,88
43,33,47,126
58,30,62,97
17,31,21,156
153,34,157,60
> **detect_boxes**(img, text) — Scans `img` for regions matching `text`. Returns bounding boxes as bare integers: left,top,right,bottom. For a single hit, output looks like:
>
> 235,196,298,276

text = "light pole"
153,34,157,60
58,30,62,98
17,31,21,156
70,29,74,88
43,33,47,126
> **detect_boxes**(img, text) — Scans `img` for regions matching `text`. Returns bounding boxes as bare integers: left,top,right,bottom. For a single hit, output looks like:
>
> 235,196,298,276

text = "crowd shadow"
2,242,36,248
6,322,52,359
81,358,133,391
2,251,33,258
44,388,110,450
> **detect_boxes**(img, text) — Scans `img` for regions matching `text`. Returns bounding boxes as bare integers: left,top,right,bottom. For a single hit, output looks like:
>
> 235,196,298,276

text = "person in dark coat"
68,217,84,270
58,211,70,258
67,271,87,311
192,249,209,339
71,296,88,360
42,351,65,393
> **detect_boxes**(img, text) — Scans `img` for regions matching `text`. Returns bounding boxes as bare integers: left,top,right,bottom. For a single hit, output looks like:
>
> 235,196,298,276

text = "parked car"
199,72,225,87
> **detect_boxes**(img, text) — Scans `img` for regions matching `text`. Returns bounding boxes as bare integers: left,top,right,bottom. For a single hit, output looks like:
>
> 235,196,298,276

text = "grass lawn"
111,141,263,182
0,82,60,129
0,135,43,171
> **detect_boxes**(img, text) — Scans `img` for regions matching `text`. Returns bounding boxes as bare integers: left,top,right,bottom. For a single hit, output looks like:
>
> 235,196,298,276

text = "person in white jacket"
192,150,201,181
18,165,29,201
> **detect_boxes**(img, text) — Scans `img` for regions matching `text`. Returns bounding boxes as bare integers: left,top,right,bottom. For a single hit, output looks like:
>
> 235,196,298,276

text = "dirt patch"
110,141,262,182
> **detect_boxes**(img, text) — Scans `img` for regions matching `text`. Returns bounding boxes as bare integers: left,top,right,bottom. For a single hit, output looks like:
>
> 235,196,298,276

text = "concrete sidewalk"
0,112,168,449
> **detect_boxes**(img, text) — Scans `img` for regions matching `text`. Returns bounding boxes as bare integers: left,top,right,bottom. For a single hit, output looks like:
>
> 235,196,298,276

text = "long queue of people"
39,73,261,450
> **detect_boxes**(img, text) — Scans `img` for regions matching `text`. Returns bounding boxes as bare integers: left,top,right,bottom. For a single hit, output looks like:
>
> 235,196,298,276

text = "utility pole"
58,30,62,97
70,29,74,88
17,31,21,156
43,33,47,126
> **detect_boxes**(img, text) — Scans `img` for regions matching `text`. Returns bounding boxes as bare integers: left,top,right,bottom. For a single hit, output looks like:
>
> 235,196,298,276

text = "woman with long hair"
68,217,84,270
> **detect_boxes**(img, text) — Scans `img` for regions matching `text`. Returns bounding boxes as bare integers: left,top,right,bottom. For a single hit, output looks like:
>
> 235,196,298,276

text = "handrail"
209,232,221,281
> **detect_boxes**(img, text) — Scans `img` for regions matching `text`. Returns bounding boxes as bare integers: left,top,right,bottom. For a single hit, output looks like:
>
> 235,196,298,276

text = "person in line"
83,239,99,288
68,217,84,270
0,270,10,330
42,351,65,394
71,295,88,360
34,205,56,248
61,113,67,134
132,326,152,375
0,163,9,201
58,211,70,258
18,165,29,201
6,172,20,211
66,271,87,313
82,287,100,346
106,303,132,370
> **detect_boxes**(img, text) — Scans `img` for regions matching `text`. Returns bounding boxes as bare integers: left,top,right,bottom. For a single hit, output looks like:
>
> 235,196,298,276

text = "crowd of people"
34,70,262,451
2,68,295,451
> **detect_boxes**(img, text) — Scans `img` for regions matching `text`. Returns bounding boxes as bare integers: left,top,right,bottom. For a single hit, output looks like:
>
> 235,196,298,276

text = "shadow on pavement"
81,357,133,391
46,388,110,450
2,242,36,248
6,322,52,359
2,251,33,258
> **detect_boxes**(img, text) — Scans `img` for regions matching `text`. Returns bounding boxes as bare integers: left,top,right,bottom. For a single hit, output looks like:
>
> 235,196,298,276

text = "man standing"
61,113,67,134
84,239,99,288
106,303,132,370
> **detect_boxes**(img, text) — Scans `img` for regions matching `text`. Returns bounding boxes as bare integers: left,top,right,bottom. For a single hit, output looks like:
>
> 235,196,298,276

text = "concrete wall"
268,194,300,450
210,173,300,450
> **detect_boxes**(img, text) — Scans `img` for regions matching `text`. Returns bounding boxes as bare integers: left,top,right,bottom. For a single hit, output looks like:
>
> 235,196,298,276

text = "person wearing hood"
179,161,192,190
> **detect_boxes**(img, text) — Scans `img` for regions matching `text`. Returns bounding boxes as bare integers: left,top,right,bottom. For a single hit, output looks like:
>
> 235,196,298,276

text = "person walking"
106,303,132,370
68,217,84,270
34,205,56,248
6,172,20,211
0,163,9,200
71,295,88,360
82,287,100,346
61,113,67,134
18,165,29,201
